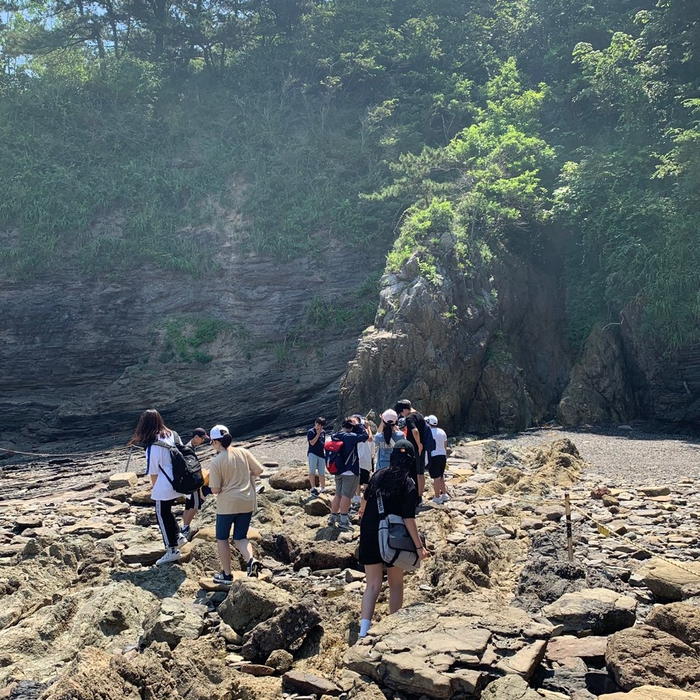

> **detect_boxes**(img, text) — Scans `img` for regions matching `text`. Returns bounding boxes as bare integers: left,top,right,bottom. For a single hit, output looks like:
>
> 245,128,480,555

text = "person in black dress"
357,440,428,638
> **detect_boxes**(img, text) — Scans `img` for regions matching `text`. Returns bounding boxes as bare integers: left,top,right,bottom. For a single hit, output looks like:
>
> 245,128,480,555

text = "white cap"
426,415,438,426
210,424,229,440
381,409,398,423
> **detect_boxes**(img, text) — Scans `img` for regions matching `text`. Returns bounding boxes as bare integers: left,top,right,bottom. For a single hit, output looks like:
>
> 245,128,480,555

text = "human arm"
209,455,221,495
308,427,322,447
245,450,264,477
404,518,428,560
406,415,422,453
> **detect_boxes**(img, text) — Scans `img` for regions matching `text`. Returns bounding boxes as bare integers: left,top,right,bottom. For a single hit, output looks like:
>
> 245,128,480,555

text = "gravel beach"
251,425,700,488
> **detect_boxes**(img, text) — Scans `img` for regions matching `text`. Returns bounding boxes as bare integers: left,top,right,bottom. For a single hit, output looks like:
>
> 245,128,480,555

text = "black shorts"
360,469,371,486
358,523,390,567
429,455,447,479
415,451,425,476
185,490,205,510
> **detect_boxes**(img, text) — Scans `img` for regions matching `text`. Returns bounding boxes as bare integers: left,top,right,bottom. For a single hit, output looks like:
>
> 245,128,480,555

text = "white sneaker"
176,533,187,547
440,493,450,503
156,548,182,566
432,496,443,505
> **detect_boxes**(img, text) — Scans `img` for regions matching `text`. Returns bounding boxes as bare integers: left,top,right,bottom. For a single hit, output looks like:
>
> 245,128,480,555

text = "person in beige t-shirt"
208,424,264,584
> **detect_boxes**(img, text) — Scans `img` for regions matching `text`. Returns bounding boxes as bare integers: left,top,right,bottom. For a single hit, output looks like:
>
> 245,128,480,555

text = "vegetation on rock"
1,0,698,350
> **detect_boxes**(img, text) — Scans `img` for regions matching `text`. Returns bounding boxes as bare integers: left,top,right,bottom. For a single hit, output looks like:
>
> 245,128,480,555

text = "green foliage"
1,0,699,354
159,317,224,363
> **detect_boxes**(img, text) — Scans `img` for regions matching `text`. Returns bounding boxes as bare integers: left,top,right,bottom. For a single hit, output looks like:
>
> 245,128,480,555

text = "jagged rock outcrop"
558,324,636,425
339,237,573,434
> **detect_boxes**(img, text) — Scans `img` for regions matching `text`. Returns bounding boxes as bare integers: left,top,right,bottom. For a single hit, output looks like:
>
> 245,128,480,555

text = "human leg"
182,490,202,529
386,566,405,613
215,513,236,576
155,499,180,549
359,563,384,636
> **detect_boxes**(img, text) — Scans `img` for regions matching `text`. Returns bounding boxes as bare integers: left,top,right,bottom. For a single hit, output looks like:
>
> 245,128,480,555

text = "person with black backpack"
357,440,427,638
129,409,187,566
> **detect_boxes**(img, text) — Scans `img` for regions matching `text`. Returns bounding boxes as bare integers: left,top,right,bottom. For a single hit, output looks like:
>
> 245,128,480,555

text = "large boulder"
542,588,637,635
141,597,207,648
0,582,158,686
636,558,700,602
647,603,700,651
293,541,357,571
218,579,293,634
605,625,700,692
241,603,322,662
268,468,309,491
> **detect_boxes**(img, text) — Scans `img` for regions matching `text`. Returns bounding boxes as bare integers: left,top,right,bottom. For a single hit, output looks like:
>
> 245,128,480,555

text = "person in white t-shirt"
352,415,374,507
129,409,186,566
426,415,449,504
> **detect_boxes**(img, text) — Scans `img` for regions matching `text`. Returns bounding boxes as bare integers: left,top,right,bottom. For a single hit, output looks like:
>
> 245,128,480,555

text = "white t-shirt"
357,441,373,472
431,427,447,456
145,431,184,501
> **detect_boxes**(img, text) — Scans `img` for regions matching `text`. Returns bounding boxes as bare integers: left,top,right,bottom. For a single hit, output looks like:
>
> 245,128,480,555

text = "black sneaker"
311,487,319,496
213,571,233,585
247,559,263,578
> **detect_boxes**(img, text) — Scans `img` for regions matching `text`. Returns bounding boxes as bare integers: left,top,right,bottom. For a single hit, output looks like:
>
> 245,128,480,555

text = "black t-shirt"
405,411,425,454
361,472,418,530
307,427,326,458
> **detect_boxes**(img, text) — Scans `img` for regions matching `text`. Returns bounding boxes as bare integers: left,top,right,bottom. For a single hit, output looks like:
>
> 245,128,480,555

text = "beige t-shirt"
208,446,264,515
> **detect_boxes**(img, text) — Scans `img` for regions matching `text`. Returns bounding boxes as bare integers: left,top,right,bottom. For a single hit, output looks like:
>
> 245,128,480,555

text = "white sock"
359,619,371,637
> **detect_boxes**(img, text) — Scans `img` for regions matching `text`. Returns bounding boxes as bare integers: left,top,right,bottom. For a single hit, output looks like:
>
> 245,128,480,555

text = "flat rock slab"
108,472,138,490
282,670,340,696
600,686,700,699
546,635,608,662
481,674,541,699
542,588,636,635
121,541,165,565
344,600,553,699
637,558,700,602
62,521,114,539
15,516,43,530
240,664,275,676
198,572,248,591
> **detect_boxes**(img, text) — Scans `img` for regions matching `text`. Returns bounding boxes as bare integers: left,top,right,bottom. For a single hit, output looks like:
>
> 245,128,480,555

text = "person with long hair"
373,409,405,471
208,424,264,584
357,439,428,638
129,409,186,566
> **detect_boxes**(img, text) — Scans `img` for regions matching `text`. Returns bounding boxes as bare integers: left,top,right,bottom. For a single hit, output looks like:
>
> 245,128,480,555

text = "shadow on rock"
110,565,187,599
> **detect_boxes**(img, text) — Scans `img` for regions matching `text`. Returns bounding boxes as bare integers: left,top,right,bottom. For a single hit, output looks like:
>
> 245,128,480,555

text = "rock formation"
2,432,700,698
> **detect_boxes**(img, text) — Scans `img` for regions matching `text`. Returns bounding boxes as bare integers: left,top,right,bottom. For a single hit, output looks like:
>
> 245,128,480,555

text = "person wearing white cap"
373,409,405,471
208,424,265,584
426,415,449,504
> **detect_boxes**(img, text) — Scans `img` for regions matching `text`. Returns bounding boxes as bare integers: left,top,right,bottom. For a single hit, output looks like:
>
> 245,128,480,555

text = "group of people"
307,399,449,638
129,399,448,639
129,409,263,582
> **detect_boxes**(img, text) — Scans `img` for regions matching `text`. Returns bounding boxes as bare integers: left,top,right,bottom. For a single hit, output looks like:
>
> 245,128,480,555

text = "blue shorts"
308,453,326,477
216,512,253,541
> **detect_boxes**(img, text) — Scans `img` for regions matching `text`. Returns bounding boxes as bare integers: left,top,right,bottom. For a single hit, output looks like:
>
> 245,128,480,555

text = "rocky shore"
1,426,700,699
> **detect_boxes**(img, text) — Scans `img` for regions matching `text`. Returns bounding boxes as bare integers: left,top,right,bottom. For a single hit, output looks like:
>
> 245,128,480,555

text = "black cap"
391,439,415,459
192,428,210,442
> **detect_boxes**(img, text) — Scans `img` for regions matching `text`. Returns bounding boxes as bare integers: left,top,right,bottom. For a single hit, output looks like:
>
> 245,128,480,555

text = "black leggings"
155,499,180,548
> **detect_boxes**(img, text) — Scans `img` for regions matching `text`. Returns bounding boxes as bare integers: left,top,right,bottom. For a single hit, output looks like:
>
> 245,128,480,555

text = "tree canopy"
0,0,698,351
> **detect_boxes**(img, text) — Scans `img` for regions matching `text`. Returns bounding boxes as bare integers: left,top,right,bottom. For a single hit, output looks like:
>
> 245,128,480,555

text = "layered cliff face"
339,233,574,435
0,236,382,445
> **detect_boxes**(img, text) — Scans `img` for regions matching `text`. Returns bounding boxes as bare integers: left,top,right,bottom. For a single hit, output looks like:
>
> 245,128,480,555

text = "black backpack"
154,436,204,495
422,421,436,462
